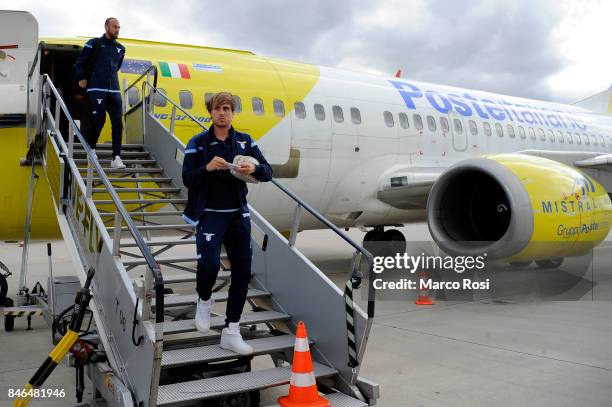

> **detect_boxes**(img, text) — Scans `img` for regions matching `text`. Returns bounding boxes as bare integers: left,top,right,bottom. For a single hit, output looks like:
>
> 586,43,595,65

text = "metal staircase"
24,67,378,406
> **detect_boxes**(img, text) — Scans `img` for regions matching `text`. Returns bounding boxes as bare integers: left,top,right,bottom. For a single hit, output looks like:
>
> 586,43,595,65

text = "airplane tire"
535,258,564,269
4,297,14,332
0,274,7,304
383,229,407,254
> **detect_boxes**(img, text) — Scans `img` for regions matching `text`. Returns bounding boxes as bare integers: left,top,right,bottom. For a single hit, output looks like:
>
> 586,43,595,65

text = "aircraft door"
450,112,468,152
0,11,39,136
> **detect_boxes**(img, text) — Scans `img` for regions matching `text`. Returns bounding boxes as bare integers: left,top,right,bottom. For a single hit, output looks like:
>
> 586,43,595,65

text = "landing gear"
535,258,564,269
363,227,406,255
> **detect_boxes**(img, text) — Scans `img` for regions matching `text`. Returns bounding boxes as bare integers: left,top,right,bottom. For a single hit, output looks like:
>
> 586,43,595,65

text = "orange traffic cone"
415,271,435,305
278,321,330,407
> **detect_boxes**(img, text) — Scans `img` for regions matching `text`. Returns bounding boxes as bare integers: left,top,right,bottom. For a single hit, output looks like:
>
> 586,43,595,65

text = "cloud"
4,0,609,103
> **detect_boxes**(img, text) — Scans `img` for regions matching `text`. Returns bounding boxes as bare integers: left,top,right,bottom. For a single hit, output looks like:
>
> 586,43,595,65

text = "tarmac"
1,222,611,406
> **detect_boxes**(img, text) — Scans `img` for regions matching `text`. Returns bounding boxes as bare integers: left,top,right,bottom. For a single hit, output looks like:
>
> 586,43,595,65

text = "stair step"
74,150,150,157
162,270,230,285
265,393,368,407
121,238,196,247
93,187,181,193
122,255,200,266
156,362,337,406
154,289,270,308
75,143,144,149
93,198,187,205
79,167,164,174
163,310,290,335
162,334,302,368
109,224,195,233
99,211,184,217
94,177,173,183
75,158,158,165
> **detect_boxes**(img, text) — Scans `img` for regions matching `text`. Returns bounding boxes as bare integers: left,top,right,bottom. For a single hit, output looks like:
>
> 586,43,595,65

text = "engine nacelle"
426,154,612,261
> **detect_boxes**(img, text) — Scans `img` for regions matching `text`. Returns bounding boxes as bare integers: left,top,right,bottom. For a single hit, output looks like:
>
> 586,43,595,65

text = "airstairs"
24,65,379,406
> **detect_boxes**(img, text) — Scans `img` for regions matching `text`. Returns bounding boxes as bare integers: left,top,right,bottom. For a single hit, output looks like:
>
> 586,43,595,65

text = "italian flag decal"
159,62,190,79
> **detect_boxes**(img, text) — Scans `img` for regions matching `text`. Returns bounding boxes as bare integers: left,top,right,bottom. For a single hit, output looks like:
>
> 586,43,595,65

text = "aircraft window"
582,134,589,145
351,107,362,124
273,99,285,117
233,96,242,113
483,122,492,136
566,132,573,144
454,119,463,134
252,97,264,116
495,123,503,137
538,128,546,141
205,93,214,106
427,115,436,131
591,134,598,145
384,111,395,127
548,130,555,142
469,120,477,135
528,127,536,140
127,87,140,107
507,124,515,138
294,102,306,119
153,88,166,107
314,104,325,121
558,131,564,143
398,112,409,129
441,117,450,133
333,105,344,123
179,90,193,109
518,126,526,139
413,114,423,130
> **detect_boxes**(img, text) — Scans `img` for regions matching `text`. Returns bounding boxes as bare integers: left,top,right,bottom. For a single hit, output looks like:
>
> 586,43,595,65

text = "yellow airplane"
2,10,612,266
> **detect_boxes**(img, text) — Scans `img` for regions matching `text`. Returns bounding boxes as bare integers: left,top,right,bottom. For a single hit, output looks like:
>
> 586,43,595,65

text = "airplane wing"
518,149,612,170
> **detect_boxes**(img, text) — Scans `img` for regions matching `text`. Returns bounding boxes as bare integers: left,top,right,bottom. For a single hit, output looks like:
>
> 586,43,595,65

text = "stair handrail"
40,74,165,325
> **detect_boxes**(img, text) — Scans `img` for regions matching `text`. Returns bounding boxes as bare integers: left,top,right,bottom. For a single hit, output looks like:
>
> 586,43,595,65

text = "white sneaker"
220,322,253,355
195,297,213,333
111,155,126,169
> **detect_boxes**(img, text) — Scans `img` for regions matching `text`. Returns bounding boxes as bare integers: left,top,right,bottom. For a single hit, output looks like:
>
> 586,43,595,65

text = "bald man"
74,17,126,169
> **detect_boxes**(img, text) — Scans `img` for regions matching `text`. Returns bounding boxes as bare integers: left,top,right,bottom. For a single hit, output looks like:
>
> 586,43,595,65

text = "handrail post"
68,122,74,159
86,155,93,198
54,97,61,134
288,204,302,247
169,105,177,135
113,210,122,256
143,267,152,322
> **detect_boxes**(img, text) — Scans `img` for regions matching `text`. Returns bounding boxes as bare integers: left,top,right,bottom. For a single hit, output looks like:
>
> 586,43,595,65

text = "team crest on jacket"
237,141,246,149
117,47,121,53
203,233,215,242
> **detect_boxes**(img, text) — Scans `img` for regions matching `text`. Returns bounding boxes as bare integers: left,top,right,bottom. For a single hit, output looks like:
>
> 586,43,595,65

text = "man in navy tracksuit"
73,17,126,169
182,92,273,355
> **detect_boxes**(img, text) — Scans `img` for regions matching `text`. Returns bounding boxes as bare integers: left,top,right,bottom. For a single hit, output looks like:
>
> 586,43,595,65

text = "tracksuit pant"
86,90,123,157
196,211,252,326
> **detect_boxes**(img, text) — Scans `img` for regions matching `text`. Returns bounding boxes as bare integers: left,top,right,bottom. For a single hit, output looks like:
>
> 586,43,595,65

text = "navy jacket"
182,126,273,224
74,35,125,92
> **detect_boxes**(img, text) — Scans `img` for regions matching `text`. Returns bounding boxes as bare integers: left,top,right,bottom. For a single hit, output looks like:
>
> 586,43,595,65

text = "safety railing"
138,78,376,367
40,74,165,325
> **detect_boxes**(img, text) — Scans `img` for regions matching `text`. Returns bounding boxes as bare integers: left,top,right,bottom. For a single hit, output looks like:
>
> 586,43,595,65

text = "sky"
3,0,611,104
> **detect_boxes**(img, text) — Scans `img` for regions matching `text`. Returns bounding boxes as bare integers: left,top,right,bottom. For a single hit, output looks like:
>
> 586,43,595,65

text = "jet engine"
426,154,612,261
